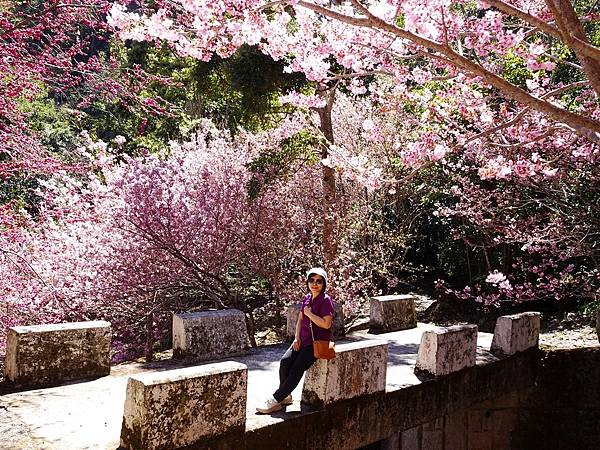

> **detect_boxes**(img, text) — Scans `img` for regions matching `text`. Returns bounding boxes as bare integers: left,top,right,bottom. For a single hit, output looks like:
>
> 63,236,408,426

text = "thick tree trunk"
546,0,600,98
317,89,339,268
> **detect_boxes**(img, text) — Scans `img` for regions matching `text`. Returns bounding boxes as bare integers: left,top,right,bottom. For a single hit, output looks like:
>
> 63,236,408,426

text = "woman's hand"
292,338,301,351
304,306,333,329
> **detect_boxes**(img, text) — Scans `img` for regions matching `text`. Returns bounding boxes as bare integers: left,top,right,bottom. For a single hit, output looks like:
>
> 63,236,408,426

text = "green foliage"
579,298,599,318
0,175,41,216
75,41,309,157
246,129,322,199
20,95,78,155
3,94,78,215
502,51,532,89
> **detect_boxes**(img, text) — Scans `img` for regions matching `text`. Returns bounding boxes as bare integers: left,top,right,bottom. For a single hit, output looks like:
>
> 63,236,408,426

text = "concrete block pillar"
172,309,250,362
286,302,345,341
120,362,247,450
415,325,478,376
302,339,388,408
370,294,417,332
4,321,111,387
491,312,540,355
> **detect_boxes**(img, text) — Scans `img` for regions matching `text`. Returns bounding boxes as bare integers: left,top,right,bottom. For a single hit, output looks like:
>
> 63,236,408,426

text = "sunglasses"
308,278,324,285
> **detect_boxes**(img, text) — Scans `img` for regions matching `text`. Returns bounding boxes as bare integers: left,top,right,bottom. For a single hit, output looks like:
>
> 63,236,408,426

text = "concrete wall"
513,347,600,449
373,347,600,450
4,321,111,387
379,390,528,449
195,349,540,450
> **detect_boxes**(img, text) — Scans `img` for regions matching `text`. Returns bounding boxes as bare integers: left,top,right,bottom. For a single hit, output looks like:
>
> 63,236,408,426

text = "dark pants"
273,344,316,402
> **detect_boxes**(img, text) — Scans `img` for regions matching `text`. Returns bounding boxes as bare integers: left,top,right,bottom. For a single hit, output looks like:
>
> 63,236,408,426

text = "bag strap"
305,297,316,342
309,317,315,342
305,297,322,343
301,309,316,342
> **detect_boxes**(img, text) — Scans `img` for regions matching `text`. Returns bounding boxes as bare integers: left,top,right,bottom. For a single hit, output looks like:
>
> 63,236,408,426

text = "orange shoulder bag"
309,318,336,360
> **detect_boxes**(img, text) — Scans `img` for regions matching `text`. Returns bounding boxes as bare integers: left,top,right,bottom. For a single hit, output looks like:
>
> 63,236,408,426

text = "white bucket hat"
306,267,328,284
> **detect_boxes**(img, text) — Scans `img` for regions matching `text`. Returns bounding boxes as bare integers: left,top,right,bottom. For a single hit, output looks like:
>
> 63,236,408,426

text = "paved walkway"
0,324,496,450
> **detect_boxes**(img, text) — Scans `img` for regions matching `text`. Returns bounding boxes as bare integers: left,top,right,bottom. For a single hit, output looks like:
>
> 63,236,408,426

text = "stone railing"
172,309,250,361
370,294,417,332
115,311,543,448
120,361,247,450
2,309,545,449
415,324,478,376
302,339,388,408
4,321,111,387
491,312,540,355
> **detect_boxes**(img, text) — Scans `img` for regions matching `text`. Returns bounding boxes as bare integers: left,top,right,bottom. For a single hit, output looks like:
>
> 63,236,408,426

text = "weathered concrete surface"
415,324,478,376
120,362,247,450
387,389,528,450
491,312,540,355
4,321,111,388
286,302,345,340
370,295,417,332
512,347,600,449
173,310,250,361
0,324,537,450
302,340,388,408
381,347,600,450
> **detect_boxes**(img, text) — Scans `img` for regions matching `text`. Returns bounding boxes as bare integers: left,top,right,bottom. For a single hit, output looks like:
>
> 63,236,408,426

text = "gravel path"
539,325,599,350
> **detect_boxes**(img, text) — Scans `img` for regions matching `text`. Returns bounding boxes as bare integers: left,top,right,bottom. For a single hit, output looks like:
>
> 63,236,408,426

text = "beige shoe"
256,397,282,414
280,395,293,406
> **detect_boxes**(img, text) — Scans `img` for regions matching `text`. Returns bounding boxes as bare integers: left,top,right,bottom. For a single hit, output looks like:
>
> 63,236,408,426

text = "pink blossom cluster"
0,120,328,357
436,128,600,306
107,0,600,162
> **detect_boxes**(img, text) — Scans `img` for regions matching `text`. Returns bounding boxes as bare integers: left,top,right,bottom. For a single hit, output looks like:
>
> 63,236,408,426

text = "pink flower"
485,270,506,284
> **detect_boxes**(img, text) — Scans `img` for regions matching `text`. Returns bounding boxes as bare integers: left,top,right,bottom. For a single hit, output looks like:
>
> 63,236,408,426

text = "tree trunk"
145,312,154,362
271,281,282,328
596,307,600,344
245,311,258,348
546,0,600,98
596,292,600,344
317,88,339,268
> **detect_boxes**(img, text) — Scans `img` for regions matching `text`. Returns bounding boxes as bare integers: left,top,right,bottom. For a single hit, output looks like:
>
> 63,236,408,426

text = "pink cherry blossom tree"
106,1,600,312
107,0,600,148
0,118,331,358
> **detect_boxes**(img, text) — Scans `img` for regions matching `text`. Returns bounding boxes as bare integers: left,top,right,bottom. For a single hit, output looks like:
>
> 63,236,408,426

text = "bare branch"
489,127,560,148
464,81,590,145
323,69,392,81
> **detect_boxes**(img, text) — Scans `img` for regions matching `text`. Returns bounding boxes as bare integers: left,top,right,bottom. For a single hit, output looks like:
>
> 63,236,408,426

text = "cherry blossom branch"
464,80,590,144
0,3,101,38
295,0,370,27
489,127,560,148
323,70,392,81
544,0,600,96
440,7,450,46
323,3,600,142
0,247,48,287
542,52,583,71
485,0,600,63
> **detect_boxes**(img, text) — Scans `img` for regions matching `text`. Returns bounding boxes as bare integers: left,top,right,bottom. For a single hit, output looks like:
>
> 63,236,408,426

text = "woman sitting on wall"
256,267,334,414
